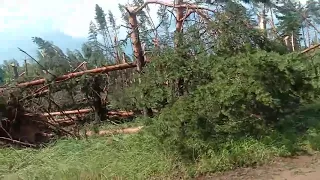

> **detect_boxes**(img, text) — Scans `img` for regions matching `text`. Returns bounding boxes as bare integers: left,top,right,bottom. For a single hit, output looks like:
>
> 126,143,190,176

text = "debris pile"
0,62,139,148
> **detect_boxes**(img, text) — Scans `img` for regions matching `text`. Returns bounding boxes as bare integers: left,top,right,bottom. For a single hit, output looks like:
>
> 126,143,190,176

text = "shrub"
146,50,317,160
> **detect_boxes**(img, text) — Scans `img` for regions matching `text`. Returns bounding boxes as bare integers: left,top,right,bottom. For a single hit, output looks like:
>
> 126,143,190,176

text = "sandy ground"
199,153,320,180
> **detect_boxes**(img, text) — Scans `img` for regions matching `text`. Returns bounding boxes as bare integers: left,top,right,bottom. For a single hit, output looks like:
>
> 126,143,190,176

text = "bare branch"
18,48,57,78
126,0,216,14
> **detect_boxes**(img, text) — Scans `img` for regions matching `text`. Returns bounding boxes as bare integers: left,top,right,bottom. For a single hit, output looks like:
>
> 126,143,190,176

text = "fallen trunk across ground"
39,109,135,117
17,63,137,88
85,126,144,136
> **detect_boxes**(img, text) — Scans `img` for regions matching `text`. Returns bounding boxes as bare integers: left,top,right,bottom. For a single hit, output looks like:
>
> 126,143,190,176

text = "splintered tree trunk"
128,12,144,71
269,8,279,39
258,5,267,36
175,0,185,97
24,59,28,76
127,8,153,117
92,75,107,123
290,31,300,52
284,36,291,51
12,65,18,79
291,32,295,52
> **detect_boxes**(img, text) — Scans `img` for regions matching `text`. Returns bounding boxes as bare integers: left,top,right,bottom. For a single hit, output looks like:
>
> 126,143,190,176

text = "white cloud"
0,0,308,39
59,1,161,39
0,0,161,39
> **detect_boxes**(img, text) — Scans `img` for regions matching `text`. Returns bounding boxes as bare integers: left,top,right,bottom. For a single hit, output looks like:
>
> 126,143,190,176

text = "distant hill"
0,31,86,63
0,31,134,65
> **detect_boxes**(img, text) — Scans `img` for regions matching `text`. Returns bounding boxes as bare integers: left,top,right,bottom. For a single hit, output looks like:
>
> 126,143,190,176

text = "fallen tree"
0,95,72,147
85,126,144,136
17,62,138,88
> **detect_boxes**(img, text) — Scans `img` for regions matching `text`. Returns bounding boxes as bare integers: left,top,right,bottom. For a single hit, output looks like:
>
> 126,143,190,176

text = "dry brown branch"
127,0,215,14
0,137,37,147
181,9,195,21
300,44,320,54
72,61,88,72
41,109,134,117
18,48,56,78
19,72,26,77
195,9,212,24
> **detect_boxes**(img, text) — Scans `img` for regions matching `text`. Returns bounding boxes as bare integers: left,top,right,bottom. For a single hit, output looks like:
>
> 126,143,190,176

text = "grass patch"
2,104,320,179
0,134,181,180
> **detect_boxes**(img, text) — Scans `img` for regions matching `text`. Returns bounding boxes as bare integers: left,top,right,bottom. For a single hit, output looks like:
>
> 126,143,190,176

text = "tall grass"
1,103,320,179
0,134,180,180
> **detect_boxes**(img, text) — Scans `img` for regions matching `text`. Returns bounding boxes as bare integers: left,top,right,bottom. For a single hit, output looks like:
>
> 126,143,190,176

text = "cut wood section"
85,126,144,136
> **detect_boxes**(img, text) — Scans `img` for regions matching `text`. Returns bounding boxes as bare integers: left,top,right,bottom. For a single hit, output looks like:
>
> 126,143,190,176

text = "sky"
0,0,308,64
0,0,161,64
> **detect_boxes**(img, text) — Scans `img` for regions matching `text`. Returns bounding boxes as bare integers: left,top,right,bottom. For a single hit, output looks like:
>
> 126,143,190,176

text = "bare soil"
200,153,320,180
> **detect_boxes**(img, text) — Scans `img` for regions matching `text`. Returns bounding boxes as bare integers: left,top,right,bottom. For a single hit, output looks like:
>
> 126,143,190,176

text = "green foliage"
0,67,4,84
1,1,320,179
209,1,288,55
3,108,320,179
32,37,73,75
0,134,180,180
141,50,318,160
306,0,320,24
276,9,302,37
94,4,108,31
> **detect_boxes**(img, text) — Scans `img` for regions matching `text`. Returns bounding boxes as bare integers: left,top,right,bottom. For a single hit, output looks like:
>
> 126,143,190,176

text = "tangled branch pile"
0,89,60,147
0,63,140,147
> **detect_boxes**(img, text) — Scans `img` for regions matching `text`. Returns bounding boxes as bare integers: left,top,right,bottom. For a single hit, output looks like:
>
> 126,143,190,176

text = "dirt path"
201,153,320,180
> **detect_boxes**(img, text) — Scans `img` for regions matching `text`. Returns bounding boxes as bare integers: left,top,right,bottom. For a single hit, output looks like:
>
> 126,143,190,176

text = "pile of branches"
0,62,140,148
0,89,74,148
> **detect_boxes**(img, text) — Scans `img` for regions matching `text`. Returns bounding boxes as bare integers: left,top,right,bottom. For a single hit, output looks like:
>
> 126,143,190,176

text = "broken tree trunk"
17,63,137,88
300,43,320,54
92,75,107,123
85,126,143,136
38,109,134,117
175,0,185,97
126,6,153,117
11,64,19,79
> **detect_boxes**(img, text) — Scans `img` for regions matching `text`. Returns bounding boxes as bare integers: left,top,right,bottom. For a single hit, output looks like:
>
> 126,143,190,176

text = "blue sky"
0,0,307,64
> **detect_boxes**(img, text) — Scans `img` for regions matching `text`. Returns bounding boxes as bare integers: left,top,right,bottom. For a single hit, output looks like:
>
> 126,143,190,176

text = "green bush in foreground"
0,135,179,180
145,50,318,161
